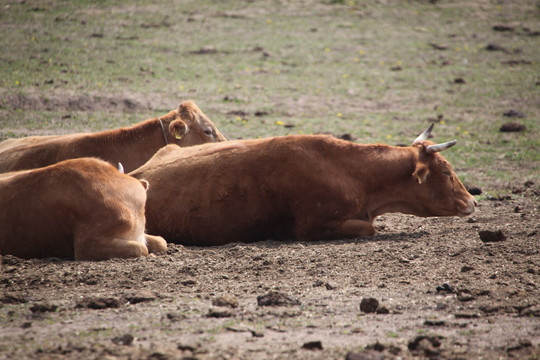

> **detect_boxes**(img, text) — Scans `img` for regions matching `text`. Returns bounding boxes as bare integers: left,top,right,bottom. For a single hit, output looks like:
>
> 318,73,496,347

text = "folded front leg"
74,236,149,260
145,234,167,254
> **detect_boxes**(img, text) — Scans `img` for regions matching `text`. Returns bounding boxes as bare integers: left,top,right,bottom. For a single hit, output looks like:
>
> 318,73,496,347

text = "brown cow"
0,158,167,260
0,100,227,173
130,125,477,246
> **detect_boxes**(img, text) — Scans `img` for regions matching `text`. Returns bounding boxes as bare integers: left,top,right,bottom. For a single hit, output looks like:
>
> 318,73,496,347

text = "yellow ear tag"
174,129,182,139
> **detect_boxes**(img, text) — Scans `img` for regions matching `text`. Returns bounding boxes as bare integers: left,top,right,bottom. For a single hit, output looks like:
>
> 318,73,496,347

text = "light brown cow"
130,125,477,246
0,158,167,260
0,100,227,173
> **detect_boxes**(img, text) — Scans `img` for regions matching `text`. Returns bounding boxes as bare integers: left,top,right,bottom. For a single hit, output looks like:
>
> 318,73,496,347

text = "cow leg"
145,234,167,254
331,219,376,238
74,235,149,261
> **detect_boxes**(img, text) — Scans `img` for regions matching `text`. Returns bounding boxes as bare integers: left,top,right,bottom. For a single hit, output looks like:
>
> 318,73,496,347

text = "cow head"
407,124,477,218
167,100,228,146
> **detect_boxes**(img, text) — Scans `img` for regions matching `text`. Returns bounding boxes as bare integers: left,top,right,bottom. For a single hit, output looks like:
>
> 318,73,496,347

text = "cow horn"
118,162,124,173
413,123,434,144
426,140,457,153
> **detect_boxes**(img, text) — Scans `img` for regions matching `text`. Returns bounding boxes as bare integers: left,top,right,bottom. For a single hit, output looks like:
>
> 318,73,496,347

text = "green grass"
1,0,538,191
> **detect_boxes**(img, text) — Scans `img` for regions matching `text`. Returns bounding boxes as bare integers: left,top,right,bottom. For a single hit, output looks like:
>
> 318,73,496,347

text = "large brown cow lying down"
130,125,477,246
0,100,227,173
0,158,167,260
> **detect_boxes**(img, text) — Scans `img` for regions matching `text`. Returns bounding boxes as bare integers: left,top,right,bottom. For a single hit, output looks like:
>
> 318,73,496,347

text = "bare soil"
1,187,538,359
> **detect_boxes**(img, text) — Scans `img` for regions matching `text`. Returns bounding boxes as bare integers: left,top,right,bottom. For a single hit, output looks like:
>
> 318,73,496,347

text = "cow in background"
0,158,166,260
130,125,476,246
0,100,227,173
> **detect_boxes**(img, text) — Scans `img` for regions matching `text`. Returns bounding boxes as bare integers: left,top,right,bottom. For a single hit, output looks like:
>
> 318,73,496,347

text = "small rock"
365,342,385,351
250,330,264,337
340,133,356,141
21,322,32,329
429,42,448,50
206,308,232,318
112,333,134,346
77,297,123,310
376,305,389,314
408,335,443,357
455,311,480,319
257,291,300,307
424,319,446,326
436,302,448,310
454,77,466,84
436,283,455,294
30,303,58,313
126,291,156,304
302,340,323,350
360,297,379,313
166,312,184,322
457,293,475,302
485,43,510,53
503,109,525,118
181,279,197,286
177,343,198,352
493,24,515,32
479,230,507,243
212,294,239,308
460,265,474,272
500,122,526,132
325,282,336,290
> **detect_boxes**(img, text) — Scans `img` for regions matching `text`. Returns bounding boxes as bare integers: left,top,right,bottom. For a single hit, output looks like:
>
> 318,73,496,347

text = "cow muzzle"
458,197,477,217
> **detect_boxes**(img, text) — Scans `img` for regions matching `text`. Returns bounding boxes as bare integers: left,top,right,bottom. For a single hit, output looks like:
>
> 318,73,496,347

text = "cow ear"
169,120,188,140
412,163,429,184
139,179,150,191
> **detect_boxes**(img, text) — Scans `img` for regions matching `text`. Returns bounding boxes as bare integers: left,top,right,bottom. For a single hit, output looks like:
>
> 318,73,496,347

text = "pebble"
206,308,232,318
360,297,379,313
77,297,123,309
302,340,323,350
408,335,443,358
112,333,134,346
126,291,156,304
29,303,58,313
212,294,239,308
436,283,455,294
257,291,300,307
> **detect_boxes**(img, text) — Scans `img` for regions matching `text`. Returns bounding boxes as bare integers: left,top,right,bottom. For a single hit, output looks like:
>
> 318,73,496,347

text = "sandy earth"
0,184,538,360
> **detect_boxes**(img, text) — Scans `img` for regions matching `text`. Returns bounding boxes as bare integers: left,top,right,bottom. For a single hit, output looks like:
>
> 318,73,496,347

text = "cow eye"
204,129,214,137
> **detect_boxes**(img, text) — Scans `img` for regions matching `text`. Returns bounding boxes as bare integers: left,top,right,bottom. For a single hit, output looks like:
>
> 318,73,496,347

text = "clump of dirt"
500,122,527,132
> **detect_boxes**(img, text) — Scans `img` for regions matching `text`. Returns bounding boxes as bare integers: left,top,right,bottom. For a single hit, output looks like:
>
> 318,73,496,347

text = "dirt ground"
1,185,538,359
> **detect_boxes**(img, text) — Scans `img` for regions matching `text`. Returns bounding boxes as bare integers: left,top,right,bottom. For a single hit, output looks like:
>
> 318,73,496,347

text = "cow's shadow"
183,230,430,251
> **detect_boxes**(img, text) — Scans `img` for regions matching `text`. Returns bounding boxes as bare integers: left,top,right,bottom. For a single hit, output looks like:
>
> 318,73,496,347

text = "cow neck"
345,143,419,220
85,112,177,170
89,118,161,145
